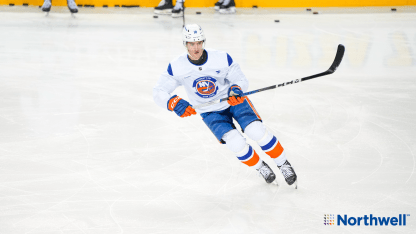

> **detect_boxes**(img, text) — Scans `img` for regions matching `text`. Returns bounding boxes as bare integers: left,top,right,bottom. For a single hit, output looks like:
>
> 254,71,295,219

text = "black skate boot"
219,0,236,14
41,0,51,12
257,161,276,184
154,0,174,15
278,160,297,187
67,0,78,13
171,1,184,18
214,0,223,11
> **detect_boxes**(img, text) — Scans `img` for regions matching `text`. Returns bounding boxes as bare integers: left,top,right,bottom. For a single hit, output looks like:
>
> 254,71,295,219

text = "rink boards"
1,0,416,8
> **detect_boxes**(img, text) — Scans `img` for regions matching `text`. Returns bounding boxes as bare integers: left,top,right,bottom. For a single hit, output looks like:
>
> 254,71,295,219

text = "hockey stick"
193,44,345,110
182,2,185,28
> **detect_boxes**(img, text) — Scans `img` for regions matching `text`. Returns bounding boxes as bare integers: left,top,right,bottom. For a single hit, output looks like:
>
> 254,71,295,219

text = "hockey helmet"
182,24,206,47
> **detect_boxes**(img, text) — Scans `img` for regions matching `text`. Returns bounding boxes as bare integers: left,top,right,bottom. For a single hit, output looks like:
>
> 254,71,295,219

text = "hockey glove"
227,85,245,106
168,95,197,118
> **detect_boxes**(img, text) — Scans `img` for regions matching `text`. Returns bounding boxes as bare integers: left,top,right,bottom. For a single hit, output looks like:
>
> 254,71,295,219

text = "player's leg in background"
154,0,174,15
41,0,52,12
219,0,236,14
201,108,276,184
214,0,223,11
67,0,78,13
172,0,185,18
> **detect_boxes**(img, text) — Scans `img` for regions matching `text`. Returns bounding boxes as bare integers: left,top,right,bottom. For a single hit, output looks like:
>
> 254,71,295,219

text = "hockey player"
153,24,297,186
41,0,78,13
154,0,184,18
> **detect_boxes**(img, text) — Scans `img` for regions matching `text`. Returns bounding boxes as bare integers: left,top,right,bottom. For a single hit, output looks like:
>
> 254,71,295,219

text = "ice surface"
0,6,415,234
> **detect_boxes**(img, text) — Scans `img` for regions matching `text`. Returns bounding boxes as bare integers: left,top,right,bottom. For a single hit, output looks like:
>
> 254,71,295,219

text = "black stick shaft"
182,5,185,28
235,44,345,99
193,45,345,109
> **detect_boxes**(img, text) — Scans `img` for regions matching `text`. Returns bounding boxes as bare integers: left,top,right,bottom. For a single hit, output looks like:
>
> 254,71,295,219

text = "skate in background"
41,0,78,14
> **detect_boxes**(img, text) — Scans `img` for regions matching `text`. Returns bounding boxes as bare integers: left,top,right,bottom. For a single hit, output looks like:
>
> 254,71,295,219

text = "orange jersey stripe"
242,150,260,167
245,98,261,120
265,141,284,159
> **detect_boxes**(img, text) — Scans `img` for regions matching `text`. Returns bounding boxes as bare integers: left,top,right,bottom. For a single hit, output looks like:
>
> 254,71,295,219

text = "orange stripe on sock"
245,97,261,120
242,150,260,167
266,141,284,159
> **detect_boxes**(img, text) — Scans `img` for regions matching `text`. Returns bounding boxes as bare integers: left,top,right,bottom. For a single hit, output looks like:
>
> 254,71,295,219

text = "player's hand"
168,95,197,118
227,85,245,106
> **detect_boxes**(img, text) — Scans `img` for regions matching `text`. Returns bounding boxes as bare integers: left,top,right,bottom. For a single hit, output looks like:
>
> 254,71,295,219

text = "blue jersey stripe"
237,146,253,161
167,63,173,76
227,53,233,66
261,136,277,151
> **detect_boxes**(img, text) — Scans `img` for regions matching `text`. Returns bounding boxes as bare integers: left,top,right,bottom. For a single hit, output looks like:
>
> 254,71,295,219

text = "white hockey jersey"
153,49,249,114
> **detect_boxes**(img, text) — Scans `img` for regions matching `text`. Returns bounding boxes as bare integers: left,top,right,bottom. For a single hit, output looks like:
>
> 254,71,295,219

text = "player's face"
186,41,204,60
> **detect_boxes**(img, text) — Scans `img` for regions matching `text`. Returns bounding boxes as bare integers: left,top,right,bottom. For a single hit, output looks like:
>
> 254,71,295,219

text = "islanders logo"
193,76,218,98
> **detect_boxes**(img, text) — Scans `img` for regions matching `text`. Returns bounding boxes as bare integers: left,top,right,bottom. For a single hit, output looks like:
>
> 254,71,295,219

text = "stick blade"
328,44,345,73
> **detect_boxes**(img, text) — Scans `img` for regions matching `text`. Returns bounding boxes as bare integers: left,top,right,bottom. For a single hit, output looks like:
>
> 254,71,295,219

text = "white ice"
0,6,416,234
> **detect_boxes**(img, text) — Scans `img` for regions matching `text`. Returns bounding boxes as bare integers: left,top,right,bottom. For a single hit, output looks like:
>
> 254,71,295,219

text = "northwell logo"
324,214,335,225
325,214,410,226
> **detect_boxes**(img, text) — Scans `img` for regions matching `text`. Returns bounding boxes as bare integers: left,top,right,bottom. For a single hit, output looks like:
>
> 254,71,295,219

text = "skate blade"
154,9,173,15
172,13,184,18
292,179,298,189
219,7,236,14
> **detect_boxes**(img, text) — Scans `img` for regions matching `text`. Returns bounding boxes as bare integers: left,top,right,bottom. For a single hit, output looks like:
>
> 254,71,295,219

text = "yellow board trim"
0,0,415,8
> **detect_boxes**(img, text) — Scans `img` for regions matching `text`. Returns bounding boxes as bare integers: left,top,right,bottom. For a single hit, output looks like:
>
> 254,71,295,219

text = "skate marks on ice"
0,9,416,233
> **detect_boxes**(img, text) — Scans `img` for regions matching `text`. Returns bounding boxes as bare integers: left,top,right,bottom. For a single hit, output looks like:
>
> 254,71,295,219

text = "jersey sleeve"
225,54,249,92
153,69,181,110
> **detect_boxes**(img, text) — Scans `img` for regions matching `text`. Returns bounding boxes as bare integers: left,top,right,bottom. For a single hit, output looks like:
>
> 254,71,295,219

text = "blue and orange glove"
167,95,197,118
227,85,245,106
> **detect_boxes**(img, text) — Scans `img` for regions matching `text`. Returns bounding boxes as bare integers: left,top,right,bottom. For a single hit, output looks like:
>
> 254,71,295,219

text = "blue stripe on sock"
237,146,253,161
261,136,277,151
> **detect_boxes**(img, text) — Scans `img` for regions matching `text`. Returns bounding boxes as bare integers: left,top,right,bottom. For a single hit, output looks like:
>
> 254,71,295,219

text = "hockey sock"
235,145,263,170
258,132,287,167
223,129,263,170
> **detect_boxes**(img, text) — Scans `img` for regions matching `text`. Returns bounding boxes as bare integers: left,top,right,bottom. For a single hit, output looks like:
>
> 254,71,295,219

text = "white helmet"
182,24,206,47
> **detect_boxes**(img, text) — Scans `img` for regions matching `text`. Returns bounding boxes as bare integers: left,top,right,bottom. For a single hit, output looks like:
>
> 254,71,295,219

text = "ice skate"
172,1,184,18
214,0,223,11
154,0,173,15
278,160,297,188
219,0,236,14
41,0,51,12
67,0,78,13
257,161,276,184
